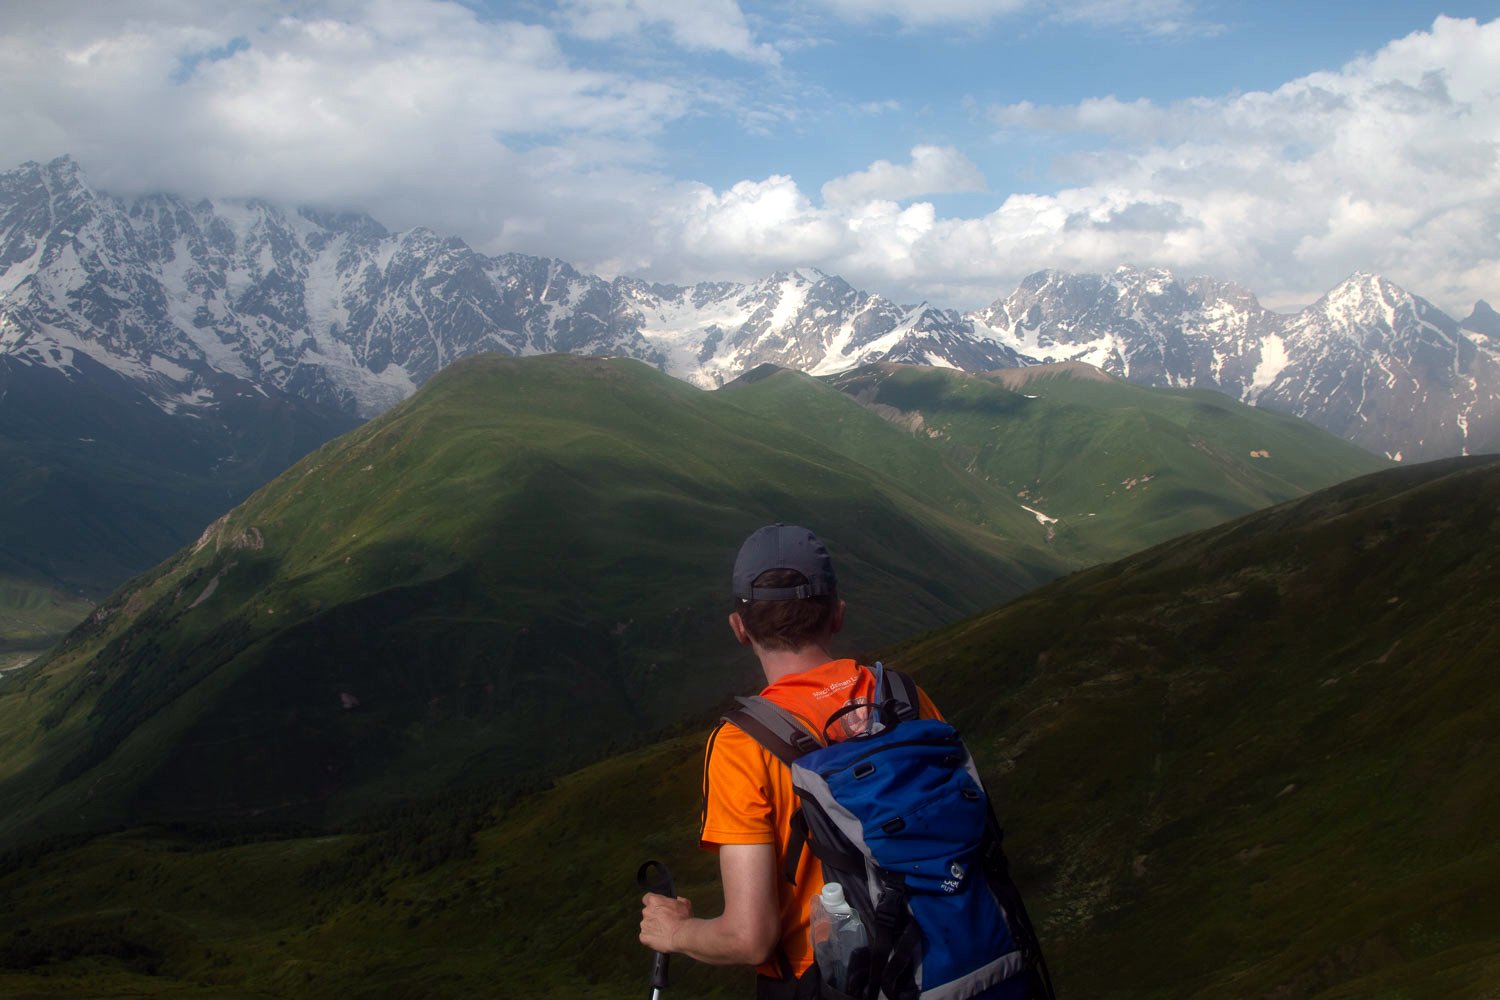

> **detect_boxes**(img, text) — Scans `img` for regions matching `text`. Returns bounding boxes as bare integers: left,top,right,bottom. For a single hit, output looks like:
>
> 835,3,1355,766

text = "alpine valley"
1,153,1495,999
0,351,1387,842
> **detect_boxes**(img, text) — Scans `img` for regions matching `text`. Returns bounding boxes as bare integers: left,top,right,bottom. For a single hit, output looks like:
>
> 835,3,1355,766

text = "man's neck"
758,644,838,686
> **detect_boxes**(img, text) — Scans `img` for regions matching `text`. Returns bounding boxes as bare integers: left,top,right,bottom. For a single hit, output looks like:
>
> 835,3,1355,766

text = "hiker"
639,523,1052,999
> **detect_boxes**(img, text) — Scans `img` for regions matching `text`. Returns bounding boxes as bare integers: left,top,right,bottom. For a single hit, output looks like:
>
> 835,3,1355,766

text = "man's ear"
830,599,846,636
728,611,752,647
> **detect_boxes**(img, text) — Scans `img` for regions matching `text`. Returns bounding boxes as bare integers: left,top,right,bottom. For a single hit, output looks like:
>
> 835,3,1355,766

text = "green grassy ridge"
719,366,1044,543
3,456,1497,997
0,354,1069,845
825,363,1391,561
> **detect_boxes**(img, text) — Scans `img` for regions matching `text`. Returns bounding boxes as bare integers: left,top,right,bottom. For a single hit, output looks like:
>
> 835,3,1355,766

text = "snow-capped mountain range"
3,156,1497,461
975,269,1500,461
0,157,1022,420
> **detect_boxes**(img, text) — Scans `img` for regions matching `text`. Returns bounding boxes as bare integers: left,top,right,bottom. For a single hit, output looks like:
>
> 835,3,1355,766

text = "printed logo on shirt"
814,676,858,700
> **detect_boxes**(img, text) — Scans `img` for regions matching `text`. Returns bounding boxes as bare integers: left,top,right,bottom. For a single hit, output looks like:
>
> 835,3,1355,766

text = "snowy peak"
975,265,1268,341
969,265,1283,393
622,264,1021,386
1181,274,1265,312
1304,272,1436,332
1,156,103,290
4,155,95,213
296,206,390,242
1286,273,1466,385
1461,300,1500,345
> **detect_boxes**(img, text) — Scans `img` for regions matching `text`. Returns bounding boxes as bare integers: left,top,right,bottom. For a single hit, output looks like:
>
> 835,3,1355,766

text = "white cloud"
821,146,986,205
667,176,848,268
806,0,1211,34
1,3,1495,319
975,14,1500,313
808,0,1027,26
646,16,1499,315
0,0,690,242
1047,0,1217,37
558,0,780,63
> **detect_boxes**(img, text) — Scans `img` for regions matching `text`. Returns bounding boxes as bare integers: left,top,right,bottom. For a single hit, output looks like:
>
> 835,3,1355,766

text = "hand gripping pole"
637,860,678,1000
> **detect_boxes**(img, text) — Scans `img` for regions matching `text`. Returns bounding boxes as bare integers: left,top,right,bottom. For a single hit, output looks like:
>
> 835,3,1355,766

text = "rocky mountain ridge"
4,156,1498,460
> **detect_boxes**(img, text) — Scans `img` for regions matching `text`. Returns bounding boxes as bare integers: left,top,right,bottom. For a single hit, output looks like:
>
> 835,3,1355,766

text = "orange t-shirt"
698,659,941,980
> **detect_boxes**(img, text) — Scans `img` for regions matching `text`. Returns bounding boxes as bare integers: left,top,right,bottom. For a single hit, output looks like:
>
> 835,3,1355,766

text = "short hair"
734,568,837,652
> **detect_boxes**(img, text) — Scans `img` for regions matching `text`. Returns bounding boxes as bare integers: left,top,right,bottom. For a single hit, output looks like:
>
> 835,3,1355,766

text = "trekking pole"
636,860,677,1000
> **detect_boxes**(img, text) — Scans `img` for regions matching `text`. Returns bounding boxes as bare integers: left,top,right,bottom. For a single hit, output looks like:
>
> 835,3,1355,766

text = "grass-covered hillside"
825,362,1390,560
720,365,1047,544
901,453,1500,998
0,354,1066,844
2,455,1495,998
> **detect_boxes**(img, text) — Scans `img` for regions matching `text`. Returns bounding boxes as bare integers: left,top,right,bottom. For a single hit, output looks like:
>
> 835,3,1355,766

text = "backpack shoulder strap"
724,696,821,765
723,697,821,887
875,663,922,723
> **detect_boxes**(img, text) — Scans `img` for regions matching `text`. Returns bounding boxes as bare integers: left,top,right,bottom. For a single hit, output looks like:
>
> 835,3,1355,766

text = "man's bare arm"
639,842,781,966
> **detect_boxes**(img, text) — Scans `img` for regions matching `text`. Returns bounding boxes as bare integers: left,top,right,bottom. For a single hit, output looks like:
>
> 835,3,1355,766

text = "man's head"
729,524,843,653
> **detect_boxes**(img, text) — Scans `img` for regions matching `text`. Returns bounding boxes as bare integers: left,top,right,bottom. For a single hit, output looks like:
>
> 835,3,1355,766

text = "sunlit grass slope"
0,354,1066,845
826,362,1391,560
719,365,1045,544
2,456,1496,998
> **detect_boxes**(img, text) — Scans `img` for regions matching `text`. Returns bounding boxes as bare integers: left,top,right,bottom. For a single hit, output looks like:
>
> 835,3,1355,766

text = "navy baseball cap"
732,524,838,601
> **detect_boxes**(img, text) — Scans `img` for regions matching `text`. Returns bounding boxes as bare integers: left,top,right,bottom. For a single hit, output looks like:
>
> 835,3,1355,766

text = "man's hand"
640,892,694,953
635,845,778,966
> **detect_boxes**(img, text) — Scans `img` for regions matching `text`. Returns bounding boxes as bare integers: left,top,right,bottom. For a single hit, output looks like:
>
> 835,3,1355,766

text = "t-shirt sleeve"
698,723,777,850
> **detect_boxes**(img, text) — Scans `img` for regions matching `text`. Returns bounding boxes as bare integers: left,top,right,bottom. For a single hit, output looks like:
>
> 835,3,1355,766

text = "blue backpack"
726,665,1055,1000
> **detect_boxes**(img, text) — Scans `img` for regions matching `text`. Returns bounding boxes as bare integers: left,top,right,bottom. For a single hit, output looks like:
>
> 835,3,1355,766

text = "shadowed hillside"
0,353,360,657
898,453,1500,998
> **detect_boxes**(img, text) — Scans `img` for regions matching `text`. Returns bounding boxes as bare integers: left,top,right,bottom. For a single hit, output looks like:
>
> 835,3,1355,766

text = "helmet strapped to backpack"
725,665,1056,1000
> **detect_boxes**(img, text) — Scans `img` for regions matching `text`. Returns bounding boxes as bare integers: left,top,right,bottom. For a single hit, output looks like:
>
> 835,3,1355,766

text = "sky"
2,1,1498,316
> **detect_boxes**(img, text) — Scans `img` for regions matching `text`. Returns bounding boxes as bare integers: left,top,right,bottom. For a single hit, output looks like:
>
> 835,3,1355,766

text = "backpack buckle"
789,730,820,757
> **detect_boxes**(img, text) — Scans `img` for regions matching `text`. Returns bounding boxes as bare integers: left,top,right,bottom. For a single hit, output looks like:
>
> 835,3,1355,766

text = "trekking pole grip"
637,859,677,992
